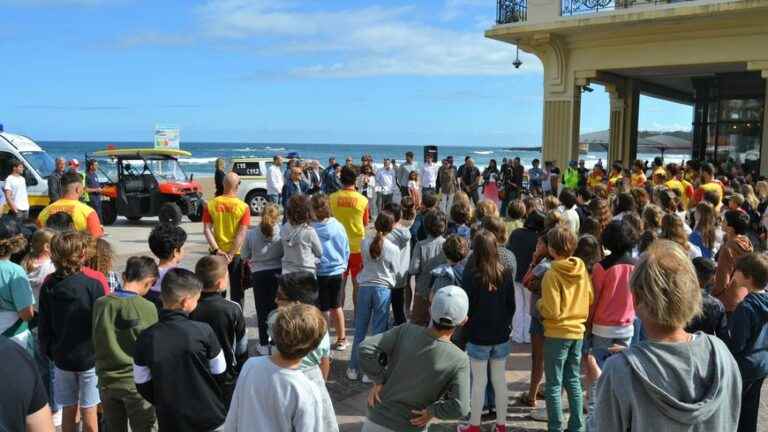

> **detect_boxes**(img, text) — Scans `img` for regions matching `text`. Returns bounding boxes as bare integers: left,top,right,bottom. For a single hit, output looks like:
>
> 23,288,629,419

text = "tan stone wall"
488,1,768,170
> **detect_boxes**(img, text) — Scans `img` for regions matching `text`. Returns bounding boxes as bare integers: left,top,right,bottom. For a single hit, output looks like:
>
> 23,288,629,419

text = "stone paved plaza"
109,219,768,431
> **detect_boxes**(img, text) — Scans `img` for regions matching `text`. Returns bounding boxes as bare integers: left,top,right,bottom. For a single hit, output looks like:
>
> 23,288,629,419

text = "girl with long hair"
347,211,398,381
408,170,422,209
458,229,515,432
661,213,701,258
22,228,56,304
242,203,284,354
689,202,722,259
281,194,322,274
311,194,351,351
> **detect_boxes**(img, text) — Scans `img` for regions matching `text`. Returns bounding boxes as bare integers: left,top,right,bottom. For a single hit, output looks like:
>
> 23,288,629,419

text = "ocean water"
38,141,684,177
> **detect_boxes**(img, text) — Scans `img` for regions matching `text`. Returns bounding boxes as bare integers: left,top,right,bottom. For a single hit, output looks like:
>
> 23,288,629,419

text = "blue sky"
1,0,693,146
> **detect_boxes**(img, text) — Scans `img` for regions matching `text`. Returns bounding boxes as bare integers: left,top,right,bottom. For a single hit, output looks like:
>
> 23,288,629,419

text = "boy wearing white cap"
358,285,470,432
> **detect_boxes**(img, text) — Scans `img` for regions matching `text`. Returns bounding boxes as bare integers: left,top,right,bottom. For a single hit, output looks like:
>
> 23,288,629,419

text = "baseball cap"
430,285,468,327
69,158,80,167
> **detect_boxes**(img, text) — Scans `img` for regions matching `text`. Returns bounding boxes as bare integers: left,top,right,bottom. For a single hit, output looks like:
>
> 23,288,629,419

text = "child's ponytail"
369,211,395,259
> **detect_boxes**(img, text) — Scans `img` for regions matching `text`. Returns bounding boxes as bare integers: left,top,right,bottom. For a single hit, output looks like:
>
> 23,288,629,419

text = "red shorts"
344,253,363,280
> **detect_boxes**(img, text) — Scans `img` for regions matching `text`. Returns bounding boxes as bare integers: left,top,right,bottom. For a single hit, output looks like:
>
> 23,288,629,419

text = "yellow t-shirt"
630,172,647,188
665,179,685,199
203,195,250,254
329,188,368,253
587,174,603,189
37,198,103,237
608,174,623,190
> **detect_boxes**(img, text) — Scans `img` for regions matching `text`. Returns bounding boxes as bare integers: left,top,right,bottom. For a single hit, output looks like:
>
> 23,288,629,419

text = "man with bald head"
203,172,251,306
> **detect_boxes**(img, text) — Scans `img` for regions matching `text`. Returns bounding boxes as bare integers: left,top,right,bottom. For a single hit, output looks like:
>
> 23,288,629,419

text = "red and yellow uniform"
630,172,647,188
694,181,725,208
329,188,369,254
330,187,369,279
202,195,250,254
37,198,103,237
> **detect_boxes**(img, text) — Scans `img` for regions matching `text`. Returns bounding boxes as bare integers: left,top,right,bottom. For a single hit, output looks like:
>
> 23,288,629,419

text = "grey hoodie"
280,222,322,274
593,333,741,432
387,226,412,289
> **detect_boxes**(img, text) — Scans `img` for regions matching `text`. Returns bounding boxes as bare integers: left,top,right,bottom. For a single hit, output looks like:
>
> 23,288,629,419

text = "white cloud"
196,0,540,78
651,122,693,132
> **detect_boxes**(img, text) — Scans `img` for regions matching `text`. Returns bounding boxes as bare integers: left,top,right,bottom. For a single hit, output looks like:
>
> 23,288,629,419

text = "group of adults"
1,156,104,237
225,151,541,221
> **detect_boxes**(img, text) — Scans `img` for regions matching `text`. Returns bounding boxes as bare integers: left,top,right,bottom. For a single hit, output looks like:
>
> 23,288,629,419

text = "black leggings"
391,287,406,326
228,255,246,307
250,269,280,346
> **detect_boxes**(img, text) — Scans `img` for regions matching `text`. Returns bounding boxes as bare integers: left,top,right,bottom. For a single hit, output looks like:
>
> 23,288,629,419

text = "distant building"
488,0,768,174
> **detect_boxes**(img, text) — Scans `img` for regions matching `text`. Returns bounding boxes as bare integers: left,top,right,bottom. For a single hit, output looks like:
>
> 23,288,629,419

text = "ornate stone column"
524,34,580,170
605,80,639,166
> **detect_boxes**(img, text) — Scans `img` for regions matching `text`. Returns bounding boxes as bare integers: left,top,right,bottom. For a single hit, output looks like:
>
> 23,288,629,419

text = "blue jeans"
54,367,101,408
267,193,280,204
349,285,391,370
544,338,584,432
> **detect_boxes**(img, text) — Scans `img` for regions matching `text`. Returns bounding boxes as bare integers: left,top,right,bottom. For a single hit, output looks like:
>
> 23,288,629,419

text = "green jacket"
564,167,579,189
92,293,158,388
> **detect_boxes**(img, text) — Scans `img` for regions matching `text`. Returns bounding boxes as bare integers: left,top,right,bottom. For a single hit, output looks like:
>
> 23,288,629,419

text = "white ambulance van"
0,130,57,214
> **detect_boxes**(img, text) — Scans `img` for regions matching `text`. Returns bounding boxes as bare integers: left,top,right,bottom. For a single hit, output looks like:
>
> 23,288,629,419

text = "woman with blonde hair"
86,237,120,291
689,202,723,259
741,184,760,211
660,213,701,259
242,202,284,354
588,240,740,432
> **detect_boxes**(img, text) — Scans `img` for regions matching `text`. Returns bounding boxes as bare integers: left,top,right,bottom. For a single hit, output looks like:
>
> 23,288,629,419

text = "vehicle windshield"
122,157,188,182
21,151,55,178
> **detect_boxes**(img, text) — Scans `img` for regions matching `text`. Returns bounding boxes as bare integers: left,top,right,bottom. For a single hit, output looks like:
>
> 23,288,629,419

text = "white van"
0,131,57,213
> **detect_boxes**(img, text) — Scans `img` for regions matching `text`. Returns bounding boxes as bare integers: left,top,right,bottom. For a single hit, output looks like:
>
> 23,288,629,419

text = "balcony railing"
561,0,701,16
497,0,528,23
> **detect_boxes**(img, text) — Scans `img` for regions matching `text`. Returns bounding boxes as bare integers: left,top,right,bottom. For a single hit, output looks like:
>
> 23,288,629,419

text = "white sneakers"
346,368,373,383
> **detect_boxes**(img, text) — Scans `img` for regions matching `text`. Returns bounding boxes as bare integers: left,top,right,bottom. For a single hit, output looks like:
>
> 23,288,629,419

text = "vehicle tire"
188,202,204,222
159,203,183,226
101,201,118,226
126,216,142,222
245,190,269,216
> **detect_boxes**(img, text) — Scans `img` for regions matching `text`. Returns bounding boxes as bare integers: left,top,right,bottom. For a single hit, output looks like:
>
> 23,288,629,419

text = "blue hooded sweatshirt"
313,217,350,276
724,290,768,382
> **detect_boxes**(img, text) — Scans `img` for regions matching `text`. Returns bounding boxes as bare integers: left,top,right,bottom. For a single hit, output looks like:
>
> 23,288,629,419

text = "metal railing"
497,0,528,23
561,0,701,16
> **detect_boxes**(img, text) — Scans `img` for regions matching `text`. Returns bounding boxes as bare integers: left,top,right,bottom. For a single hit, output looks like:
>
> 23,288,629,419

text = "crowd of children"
2,156,768,432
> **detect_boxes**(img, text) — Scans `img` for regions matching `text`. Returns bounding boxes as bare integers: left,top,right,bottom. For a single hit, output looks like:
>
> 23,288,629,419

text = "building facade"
487,0,768,175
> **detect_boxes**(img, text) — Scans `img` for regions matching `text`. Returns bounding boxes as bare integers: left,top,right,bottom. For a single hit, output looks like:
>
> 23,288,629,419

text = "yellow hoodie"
537,257,593,339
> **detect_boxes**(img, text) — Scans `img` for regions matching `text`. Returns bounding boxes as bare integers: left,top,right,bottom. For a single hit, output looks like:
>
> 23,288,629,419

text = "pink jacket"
590,254,635,328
